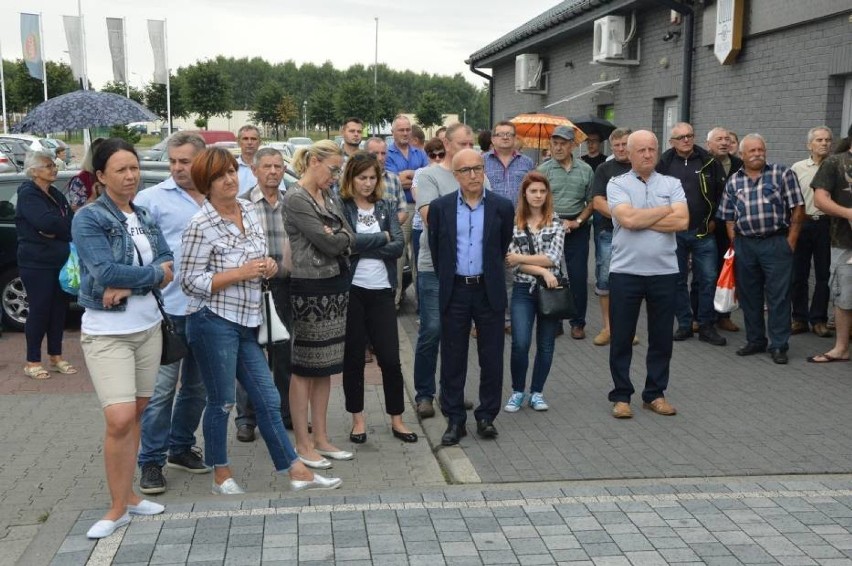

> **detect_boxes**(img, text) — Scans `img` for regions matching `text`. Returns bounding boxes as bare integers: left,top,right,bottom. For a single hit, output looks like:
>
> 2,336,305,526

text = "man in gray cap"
537,125,594,338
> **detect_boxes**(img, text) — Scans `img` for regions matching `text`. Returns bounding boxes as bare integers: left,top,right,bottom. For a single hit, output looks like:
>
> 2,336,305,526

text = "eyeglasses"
493,132,515,139
37,162,58,170
429,151,446,160
454,165,485,175
325,164,342,179
670,134,695,141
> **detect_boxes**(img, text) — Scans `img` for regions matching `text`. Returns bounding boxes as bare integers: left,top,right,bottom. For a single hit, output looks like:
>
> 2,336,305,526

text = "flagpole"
39,13,47,101
123,17,129,98
0,40,8,134
79,0,91,152
165,18,171,135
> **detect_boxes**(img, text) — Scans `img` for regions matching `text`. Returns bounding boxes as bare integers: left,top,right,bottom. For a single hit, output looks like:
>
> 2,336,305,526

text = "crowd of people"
12,114,851,539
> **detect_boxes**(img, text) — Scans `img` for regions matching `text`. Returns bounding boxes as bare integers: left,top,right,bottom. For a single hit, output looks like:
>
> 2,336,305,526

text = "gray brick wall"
486,4,852,167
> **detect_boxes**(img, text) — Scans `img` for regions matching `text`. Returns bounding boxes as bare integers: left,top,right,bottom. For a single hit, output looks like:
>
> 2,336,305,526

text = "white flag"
147,19,167,85
106,18,126,83
62,15,85,84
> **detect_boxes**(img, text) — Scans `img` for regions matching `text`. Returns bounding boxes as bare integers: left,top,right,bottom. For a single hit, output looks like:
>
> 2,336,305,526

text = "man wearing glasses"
656,122,728,346
483,121,534,207
427,149,514,446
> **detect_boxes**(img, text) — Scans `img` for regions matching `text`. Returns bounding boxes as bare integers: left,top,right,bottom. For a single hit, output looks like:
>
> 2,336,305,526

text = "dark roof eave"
469,0,640,69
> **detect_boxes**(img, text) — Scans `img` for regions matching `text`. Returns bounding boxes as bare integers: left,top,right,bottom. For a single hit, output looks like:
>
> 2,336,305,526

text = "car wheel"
0,267,27,331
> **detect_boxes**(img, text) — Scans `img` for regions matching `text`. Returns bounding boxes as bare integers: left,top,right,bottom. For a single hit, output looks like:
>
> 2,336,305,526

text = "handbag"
258,289,290,345
154,291,188,365
714,246,738,313
58,243,80,295
523,228,577,319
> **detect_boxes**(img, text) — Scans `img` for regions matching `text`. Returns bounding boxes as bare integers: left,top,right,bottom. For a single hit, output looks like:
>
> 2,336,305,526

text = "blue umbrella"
12,89,158,134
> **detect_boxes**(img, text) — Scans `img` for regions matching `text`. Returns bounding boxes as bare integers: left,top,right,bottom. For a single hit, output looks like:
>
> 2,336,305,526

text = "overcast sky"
2,0,558,91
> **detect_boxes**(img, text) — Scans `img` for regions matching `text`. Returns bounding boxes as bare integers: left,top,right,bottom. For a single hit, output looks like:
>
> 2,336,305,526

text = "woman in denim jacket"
72,139,173,538
340,153,417,445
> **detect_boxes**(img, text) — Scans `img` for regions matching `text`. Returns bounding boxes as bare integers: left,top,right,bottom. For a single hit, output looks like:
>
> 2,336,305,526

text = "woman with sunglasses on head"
15,150,76,380
181,146,341,495
285,140,356,469
410,138,447,269
503,171,564,413
340,152,417,444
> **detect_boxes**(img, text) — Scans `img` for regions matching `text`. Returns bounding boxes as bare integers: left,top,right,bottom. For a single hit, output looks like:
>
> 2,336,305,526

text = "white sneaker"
127,499,165,515
504,392,524,413
212,478,245,495
529,393,550,411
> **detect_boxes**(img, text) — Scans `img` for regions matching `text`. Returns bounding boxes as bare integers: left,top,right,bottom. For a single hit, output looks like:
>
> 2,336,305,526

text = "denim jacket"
71,193,173,311
343,198,403,289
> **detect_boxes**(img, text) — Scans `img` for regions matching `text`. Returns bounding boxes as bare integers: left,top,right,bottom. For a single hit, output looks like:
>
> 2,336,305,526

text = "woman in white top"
72,139,173,538
340,153,417,444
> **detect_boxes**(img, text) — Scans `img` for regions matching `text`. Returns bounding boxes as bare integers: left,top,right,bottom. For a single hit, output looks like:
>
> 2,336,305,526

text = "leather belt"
739,229,788,239
454,275,483,285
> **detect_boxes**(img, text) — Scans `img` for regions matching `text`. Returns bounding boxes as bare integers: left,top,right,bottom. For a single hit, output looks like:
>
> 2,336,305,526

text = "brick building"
468,0,852,165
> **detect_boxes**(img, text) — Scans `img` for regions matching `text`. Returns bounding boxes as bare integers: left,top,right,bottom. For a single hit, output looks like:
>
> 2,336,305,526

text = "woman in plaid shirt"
504,171,565,413
181,147,341,495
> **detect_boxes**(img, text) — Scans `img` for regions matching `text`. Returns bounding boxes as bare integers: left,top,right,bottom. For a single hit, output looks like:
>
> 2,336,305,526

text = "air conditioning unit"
515,54,544,92
593,16,626,62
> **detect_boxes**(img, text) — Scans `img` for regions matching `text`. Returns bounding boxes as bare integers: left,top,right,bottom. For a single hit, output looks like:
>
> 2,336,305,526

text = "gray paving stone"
473,532,512,550
509,537,549,555
689,542,735,557
404,540,443,555
149,543,191,564
622,550,669,565
409,556,447,566
725,544,777,564
442,540,480,556
575,531,615,544
194,529,231,544
260,546,296,562
333,546,371,561
479,549,521,564
611,533,654,552
113,543,155,564
581,542,622,557
657,547,702,562
297,544,334,561
158,526,196,544
49,550,90,566
187,543,228,563
262,534,297,548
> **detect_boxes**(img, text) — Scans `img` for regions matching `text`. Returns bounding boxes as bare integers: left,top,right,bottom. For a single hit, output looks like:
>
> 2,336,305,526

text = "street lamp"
303,100,307,137
463,108,467,125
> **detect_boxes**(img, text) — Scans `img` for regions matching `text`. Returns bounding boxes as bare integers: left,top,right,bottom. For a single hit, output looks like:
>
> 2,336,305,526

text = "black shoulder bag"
523,227,576,319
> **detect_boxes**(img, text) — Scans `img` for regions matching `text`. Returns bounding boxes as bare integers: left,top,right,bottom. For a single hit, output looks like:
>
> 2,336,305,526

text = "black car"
0,169,170,331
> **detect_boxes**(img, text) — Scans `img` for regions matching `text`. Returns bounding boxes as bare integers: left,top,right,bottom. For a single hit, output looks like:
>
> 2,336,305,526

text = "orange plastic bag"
713,246,737,313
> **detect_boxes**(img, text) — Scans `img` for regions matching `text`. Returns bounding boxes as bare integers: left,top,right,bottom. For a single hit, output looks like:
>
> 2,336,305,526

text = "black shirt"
591,159,632,231
581,153,608,172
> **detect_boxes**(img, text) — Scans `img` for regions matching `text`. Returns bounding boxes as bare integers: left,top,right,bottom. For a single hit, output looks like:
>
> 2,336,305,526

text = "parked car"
0,144,19,173
0,133,48,153
287,136,312,149
138,130,238,161
0,138,32,168
0,168,170,331
262,141,294,158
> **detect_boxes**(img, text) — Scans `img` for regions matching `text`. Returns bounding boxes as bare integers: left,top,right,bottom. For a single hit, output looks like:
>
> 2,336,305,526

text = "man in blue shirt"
135,132,209,494
427,149,514,446
236,125,261,191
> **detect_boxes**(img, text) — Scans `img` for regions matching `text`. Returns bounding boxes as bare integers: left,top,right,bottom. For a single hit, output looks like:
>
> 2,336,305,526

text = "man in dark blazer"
428,148,515,446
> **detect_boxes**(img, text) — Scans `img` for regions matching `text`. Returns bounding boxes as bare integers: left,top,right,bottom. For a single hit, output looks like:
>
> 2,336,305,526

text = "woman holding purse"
181,147,341,495
504,171,564,413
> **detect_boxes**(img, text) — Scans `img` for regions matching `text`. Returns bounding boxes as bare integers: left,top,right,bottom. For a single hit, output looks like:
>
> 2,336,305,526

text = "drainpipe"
469,63,494,129
657,0,694,122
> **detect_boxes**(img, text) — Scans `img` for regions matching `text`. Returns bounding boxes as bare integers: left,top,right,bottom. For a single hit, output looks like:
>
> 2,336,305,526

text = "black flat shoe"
441,423,467,446
736,342,767,356
349,428,367,444
392,428,418,443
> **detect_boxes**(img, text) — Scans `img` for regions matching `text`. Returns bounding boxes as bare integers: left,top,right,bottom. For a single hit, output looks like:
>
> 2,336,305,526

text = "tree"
415,91,443,130
251,82,285,139
276,95,299,138
307,84,337,138
10,60,78,112
333,79,373,127
101,81,145,104
181,61,232,128
109,124,141,144
144,78,188,126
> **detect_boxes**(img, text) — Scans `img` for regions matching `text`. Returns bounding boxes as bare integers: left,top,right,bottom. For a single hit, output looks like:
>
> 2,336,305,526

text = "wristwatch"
575,217,584,226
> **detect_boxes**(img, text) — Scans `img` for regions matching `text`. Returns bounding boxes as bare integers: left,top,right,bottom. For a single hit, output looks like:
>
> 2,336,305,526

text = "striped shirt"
507,215,565,288
383,170,408,215
241,185,288,279
181,199,268,327
717,163,804,237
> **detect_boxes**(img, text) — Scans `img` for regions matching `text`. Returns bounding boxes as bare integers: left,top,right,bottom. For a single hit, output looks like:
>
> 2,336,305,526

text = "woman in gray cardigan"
284,140,356,470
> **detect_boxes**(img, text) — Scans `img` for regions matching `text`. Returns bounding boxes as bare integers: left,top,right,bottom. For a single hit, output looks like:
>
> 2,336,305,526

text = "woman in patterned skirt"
285,140,356,469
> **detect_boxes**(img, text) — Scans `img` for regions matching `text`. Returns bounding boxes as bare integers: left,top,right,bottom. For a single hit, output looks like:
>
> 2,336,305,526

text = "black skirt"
289,273,350,377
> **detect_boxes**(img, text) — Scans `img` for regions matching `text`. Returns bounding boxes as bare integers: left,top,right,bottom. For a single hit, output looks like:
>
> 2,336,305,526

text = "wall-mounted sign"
714,0,745,65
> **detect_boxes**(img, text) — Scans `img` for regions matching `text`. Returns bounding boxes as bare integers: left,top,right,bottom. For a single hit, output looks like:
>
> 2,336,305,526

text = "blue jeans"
563,223,590,328
187,308,298,471
413,270,440,403
593,229,613,296
510,283,559,394
138,315,206,468
734,234,793,352
675,229,718,328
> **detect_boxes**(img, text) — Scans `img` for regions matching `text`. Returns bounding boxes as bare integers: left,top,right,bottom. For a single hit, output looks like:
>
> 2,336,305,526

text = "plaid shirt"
181,199,268,327
241,185,289,279
383,170,408,215
507,215,564,288
483,150,535,206
717,163,804,237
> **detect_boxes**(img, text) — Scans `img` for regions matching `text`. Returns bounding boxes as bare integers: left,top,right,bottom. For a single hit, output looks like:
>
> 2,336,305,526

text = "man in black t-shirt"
590,128,632,345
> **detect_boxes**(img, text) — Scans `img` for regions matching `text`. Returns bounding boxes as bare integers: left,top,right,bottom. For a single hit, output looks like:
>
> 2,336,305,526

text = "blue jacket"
342,198,403,289
15,180,73,270
71,193,173,311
